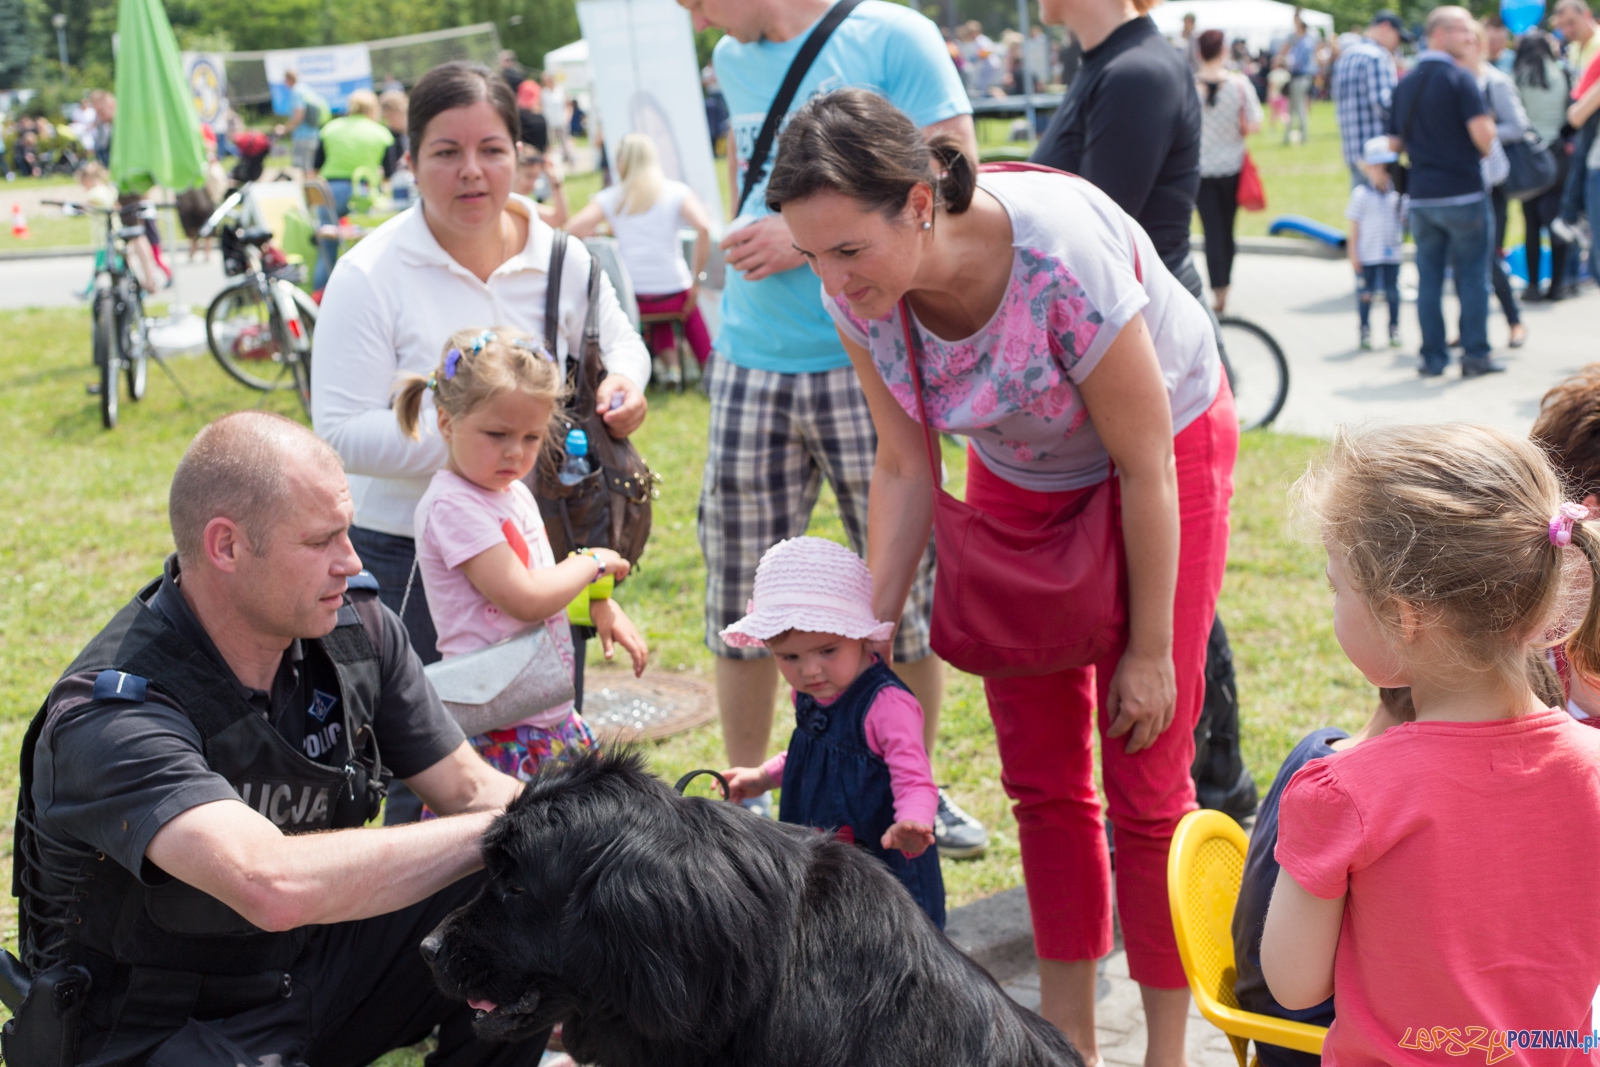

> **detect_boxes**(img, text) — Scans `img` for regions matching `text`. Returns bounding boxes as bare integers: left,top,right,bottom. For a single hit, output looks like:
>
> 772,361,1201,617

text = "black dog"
422,749,1084,1067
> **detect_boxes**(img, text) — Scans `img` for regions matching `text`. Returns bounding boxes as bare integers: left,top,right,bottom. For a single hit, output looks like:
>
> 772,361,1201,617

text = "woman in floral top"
767,88,1236,1067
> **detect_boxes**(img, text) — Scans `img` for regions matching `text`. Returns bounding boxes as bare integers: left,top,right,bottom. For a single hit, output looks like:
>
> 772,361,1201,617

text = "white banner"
264,45,373,117
181,52,229,128
576,0,725,230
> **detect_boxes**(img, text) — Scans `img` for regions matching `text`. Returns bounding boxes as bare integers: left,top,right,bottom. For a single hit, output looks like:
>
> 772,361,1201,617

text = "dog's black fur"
423,749,1084,1067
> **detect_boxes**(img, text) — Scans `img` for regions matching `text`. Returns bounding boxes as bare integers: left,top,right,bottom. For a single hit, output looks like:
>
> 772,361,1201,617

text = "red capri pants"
967,381,1237,989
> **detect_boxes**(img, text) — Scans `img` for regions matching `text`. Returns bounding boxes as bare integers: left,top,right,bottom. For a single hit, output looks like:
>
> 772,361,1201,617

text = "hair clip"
468,330,495,354
1550,502,1589,546
511,337,555,362
427,374,438,391
443,348,462,380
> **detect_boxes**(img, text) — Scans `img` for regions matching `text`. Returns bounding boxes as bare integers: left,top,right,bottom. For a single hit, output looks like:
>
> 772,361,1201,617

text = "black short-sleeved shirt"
1388,53,1489,203
1031,16,1201,277
1231,727,1346,1067
31,559,464,883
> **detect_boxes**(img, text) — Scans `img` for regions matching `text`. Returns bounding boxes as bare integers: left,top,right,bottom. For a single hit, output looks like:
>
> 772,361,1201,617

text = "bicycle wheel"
119,277,148,402
1217,316,1289,431
206,278,300,393
96,287,119,429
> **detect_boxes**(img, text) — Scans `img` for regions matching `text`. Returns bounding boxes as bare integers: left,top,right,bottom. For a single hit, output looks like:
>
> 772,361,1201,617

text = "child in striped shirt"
1346,136,1408,351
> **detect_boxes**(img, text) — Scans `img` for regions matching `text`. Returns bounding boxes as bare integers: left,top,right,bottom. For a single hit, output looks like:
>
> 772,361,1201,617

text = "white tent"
1152,0,1337,54
543,38,591,94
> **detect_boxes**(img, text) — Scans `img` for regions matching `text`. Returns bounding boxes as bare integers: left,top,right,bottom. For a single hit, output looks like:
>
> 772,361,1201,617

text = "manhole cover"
583,673,717,742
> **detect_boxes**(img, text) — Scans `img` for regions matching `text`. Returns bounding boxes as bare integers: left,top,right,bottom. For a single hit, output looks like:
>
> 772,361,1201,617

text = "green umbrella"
109,0,205,194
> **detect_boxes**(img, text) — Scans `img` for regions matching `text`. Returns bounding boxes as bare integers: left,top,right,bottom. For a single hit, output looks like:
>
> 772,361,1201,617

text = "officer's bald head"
169,412,344,566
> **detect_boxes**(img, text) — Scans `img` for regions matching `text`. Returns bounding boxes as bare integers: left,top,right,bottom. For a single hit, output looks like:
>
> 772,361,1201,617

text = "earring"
922,220,932,230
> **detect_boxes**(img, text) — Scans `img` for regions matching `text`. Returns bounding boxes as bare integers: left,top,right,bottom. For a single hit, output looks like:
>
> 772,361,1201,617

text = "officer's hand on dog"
588,598,648,676
723,766,776,802
882,820,935,858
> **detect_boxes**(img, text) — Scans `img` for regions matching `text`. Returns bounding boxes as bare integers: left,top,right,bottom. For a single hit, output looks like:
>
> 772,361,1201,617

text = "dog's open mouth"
465,990,546,1041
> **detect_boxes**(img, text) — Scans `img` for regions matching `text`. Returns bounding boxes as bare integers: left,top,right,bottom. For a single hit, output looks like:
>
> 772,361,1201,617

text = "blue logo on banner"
308,689,339,723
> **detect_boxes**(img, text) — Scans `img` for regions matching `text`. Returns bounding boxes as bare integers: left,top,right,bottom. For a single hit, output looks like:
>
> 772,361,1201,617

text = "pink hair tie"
1550,502,1590,546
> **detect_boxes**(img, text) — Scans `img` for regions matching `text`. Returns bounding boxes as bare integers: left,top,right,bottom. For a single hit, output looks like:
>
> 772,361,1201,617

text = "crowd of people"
13,0,1600,1064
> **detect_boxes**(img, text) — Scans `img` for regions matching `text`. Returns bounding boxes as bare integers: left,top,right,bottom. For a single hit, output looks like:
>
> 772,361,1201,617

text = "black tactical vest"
12,576,389,1064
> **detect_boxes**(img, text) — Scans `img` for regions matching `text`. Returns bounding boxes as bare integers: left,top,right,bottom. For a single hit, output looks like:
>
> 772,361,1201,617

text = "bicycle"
1216,315,1289,431
200,185,317,416
44,198,157,429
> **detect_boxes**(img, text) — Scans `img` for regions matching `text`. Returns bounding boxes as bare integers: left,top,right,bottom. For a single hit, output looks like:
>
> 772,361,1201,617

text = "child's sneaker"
1389,326,1403,348
1360,326,1373,351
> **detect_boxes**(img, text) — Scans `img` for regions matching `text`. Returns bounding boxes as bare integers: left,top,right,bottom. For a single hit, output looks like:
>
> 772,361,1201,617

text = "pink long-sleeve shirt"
761,685,939,828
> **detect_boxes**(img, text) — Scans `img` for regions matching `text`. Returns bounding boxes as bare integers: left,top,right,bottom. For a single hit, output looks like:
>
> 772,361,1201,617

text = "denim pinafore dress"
777,659,946,928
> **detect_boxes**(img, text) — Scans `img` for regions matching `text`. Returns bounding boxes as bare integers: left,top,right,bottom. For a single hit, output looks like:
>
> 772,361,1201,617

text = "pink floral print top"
825,171,1221,493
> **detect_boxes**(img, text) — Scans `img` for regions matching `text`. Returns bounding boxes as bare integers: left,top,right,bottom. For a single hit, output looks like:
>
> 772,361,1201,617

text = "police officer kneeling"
9,412,545,1067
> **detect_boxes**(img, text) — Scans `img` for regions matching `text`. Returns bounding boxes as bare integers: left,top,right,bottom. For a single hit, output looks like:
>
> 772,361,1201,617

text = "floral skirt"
470,711,597,781
422,711,597,819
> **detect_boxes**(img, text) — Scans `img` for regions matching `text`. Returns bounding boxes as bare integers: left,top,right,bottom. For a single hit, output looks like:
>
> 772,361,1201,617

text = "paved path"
1004,950,1240,1067
1224,252,1591,439
0,249,226,314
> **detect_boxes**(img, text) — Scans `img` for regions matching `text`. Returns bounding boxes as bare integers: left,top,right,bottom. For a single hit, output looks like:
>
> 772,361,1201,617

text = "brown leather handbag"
527,231,658,567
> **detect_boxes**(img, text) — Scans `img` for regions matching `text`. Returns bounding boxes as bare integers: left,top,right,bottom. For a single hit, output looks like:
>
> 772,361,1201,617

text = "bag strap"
546,228,567,358
734,0,863,218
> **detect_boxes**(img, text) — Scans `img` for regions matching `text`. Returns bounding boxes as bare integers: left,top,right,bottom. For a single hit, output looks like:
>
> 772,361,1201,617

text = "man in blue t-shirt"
677,0,987,856
1388,5,1498,378
1281,12,1318,145
277,70,329,174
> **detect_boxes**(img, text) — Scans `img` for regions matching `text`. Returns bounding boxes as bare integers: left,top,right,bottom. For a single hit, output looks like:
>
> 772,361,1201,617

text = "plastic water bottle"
558,428,592,486
390,168,416,209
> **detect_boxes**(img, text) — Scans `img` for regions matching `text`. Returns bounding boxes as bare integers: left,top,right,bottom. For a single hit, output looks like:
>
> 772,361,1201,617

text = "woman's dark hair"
407,61,520,150
1513,30,1556,89
765,88,976,218
1198,29,1225,62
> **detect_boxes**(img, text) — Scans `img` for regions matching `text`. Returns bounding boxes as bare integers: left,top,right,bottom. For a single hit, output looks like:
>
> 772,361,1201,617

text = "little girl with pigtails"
392,327,647,788
1262,423,1600,1064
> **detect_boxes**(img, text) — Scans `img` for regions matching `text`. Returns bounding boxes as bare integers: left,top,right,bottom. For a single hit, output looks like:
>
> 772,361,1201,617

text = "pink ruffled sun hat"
720,537,895,649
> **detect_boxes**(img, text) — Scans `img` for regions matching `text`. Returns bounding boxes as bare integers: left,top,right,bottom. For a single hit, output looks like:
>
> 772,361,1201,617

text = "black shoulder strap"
735,0,863,218
546,228,568,358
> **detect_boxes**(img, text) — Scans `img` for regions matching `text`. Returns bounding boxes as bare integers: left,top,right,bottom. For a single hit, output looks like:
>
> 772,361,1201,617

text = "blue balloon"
1502,0,1545,35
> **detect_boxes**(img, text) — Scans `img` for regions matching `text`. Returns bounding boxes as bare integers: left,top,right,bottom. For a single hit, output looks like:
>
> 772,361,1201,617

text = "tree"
0,0,36,89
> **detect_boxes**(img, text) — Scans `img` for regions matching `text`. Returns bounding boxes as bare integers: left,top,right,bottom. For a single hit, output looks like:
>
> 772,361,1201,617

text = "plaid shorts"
697,355,935,661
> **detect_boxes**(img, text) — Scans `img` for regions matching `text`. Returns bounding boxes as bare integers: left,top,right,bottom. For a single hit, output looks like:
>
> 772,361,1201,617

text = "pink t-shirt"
761,684,938,828
414,469,575,728
1276,709,1600,1067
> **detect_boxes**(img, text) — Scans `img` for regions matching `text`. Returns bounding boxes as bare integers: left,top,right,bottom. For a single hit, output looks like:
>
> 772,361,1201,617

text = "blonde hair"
616,133,665,216
1298,423,1600,691
393,326,565,441
345,89,380,121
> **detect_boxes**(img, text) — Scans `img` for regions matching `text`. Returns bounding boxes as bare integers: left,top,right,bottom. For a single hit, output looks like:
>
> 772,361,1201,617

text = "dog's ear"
564,802,792,1042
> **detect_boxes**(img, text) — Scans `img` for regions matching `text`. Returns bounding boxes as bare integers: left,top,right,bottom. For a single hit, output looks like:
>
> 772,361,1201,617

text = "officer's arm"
404,739,523,816
145,798,497,931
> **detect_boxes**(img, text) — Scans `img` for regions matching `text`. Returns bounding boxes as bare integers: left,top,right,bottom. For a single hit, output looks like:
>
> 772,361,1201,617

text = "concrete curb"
945,886,1037,983
0,246,96,262
1189,233,1419,263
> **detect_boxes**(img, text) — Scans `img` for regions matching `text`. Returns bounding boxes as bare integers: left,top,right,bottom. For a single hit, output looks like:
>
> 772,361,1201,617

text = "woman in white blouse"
311,62,650,665
567,134,713,389
1194,29,1263,315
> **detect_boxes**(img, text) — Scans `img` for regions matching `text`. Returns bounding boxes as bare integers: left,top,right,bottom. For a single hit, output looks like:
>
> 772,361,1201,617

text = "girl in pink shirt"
721,537,944,927
392,327,647,789
1263,423,1600,1066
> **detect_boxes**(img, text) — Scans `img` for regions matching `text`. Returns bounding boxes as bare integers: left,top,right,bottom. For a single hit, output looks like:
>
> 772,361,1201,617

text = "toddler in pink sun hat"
722,537,946,928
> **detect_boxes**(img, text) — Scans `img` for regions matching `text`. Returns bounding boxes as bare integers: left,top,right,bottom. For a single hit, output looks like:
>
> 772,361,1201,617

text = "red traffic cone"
10,204,28,239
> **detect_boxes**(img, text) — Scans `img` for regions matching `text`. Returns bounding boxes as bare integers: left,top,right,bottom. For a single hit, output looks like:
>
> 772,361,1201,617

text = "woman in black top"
1030,0,1206,1064
1032,0,1204,299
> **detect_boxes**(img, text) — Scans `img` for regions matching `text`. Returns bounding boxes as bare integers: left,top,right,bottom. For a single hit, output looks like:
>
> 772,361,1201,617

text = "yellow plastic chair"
1167,809,1328,1067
